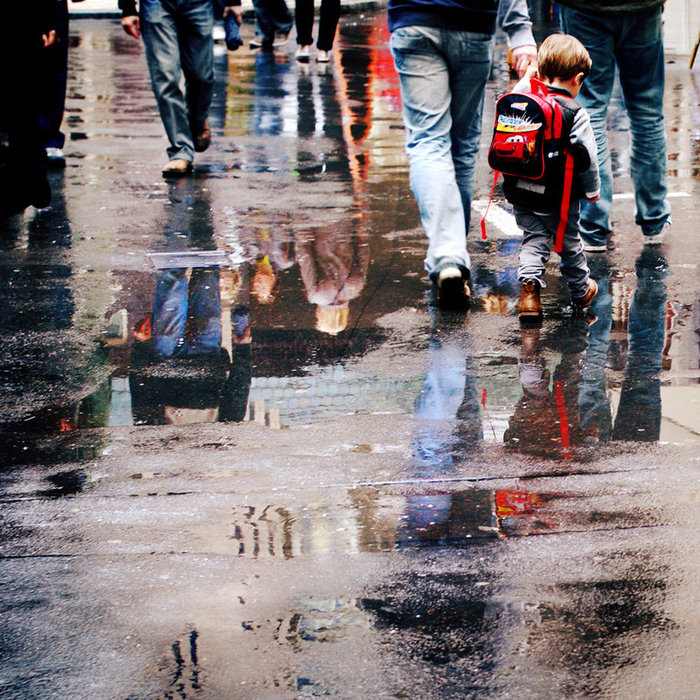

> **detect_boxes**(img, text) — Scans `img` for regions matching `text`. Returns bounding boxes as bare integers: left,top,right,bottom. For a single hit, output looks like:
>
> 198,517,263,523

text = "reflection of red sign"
495,491,543,517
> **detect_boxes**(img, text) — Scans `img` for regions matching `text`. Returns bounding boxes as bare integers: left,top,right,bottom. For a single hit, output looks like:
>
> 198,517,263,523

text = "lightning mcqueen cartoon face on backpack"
492,124,540,162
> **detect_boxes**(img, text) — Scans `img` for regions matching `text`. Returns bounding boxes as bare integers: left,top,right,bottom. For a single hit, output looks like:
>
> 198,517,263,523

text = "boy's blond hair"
537,33,591,83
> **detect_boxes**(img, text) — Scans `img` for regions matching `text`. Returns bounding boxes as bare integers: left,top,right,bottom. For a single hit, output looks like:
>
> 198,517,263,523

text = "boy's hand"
511,45,538,78
41,30,57,47
524,64,539,81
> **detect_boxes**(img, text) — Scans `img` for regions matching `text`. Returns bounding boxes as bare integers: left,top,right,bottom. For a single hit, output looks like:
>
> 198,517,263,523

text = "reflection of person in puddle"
612,249,667,441
580,249,668,444
296,223,369,335
411,312,482,478
504,319,591,456
129,266,252,425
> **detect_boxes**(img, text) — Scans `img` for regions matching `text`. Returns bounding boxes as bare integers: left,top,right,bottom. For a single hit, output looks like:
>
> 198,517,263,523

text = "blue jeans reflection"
152,267,222,360
411,317,482,476
613,249,667,441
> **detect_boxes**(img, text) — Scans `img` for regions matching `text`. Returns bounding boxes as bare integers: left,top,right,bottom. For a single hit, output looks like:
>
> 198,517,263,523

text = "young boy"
509,34,600,320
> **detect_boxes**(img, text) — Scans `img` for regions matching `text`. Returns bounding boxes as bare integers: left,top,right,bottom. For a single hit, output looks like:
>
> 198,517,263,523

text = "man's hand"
586,194,600,203
41,30,57,47
223,6,243,25
121,15,141,39
511,45,538,78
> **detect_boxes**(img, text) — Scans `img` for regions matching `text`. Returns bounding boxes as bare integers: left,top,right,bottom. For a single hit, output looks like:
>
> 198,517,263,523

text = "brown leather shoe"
519,279,542,319
162,158,193,177
192,120,211,152
572,278,598,310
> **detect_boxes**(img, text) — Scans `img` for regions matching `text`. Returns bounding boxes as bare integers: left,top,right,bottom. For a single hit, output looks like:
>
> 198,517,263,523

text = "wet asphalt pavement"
1,8,699,699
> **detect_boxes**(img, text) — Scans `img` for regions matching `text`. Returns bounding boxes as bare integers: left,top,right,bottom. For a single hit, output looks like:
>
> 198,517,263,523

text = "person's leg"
251,0,275,44
152,268,189,358
316,0,340,51
615,8,671,237
141,0,194,161
558,208,591,299
515,208,551,284
268,0,293,35
184,267,222,355
178,0,215,134
445,29,495,236
390,26,470,280
38,0,69,151
560,7,617,247
295,0,314,46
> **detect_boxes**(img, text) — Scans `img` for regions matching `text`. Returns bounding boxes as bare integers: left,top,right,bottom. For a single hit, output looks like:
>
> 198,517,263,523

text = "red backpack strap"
554,150,575,253
480,169,499,240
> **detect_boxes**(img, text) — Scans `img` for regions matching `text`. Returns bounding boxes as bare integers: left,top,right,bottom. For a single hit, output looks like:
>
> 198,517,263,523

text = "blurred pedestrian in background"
250,0,293,50
1,2,58,218
558,0,672,250
119,0,242,177
294,0,341,63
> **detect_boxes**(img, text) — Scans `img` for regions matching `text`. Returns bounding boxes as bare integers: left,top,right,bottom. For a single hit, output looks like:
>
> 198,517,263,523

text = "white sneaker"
273,32,289,47
316,49,330,63
643,220,670,245
582,240,606,253
295,44,311,62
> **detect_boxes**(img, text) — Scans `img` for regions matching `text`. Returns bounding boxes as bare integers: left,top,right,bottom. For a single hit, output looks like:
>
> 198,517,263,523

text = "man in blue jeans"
558,0,672,251
388,0,536,310
120,0,242,176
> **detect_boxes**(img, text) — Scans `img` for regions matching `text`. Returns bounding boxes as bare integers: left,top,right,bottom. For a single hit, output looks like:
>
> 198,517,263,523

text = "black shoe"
437,266,470,311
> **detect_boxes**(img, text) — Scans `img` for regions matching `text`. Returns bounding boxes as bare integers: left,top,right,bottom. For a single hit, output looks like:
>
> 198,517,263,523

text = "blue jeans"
560,7,671,244
514,204,591,298
390,26,494,280
152,267,222,359
140,0,214,161
252,0,293,44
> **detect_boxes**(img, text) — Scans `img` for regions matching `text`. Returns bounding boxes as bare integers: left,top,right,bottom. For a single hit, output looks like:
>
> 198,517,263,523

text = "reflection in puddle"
228,487,626,559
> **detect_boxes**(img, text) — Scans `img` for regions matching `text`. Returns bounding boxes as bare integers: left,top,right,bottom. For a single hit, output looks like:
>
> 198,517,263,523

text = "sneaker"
581,239,607,253
572,278,598,310
162,158,193,177
437,266,470,311
45,147,66,168
643,220,670,246
519,279,542,319
250,37,264,49
316,49,330,63
192,120,210,153
273,32,289,47
296,44,311,62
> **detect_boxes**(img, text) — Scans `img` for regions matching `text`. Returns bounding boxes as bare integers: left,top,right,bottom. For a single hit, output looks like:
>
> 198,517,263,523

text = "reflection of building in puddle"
230,489,562,559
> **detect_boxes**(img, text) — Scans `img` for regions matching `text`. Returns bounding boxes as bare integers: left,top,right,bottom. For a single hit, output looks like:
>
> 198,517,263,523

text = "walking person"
388,0,537,310
294,0,341,64
557,0,672,250
505,34,600,320
119,0,242,177
250,0,293,50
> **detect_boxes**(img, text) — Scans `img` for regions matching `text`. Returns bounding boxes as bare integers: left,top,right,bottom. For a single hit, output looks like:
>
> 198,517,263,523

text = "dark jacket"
119,0,239,18
555,0,665,13
387,0,535,50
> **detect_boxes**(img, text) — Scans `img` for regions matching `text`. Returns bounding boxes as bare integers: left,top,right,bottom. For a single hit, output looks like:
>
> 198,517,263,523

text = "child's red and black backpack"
482,78,581,252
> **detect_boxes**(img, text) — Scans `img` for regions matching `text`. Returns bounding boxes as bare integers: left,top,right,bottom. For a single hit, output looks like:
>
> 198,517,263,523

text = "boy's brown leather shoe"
519,279,542,319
